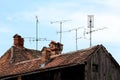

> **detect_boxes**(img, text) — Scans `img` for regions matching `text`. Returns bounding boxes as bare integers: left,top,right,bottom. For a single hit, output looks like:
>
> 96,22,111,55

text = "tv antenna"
50,20,71,43
87,15,107,47
61,27,83,50
25,16,50,50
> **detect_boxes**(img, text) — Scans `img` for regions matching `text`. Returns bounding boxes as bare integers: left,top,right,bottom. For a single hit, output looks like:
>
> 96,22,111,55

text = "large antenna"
24,16,50,50
50,20,71,43
87,15,94,47
61,27,83,50
87,15,107,47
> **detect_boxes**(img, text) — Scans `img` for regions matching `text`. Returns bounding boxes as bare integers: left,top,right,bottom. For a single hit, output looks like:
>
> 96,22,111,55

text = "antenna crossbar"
50,20,71,43
61,27,83,50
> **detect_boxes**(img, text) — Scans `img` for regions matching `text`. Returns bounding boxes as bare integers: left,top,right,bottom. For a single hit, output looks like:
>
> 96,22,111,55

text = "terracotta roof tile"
0,46,41,64
0,45,99,78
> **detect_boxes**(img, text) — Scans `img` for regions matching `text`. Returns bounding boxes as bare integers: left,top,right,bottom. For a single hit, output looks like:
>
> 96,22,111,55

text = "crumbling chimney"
41,41,63,66
49,41,63,55
49,41,57,55
56,42,63,54
13,34,24,48
41,47,51,63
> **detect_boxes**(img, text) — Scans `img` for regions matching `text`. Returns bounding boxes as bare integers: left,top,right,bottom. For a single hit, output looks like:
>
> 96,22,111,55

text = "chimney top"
49,40,56,46
13,34,24,48
13,34,21,38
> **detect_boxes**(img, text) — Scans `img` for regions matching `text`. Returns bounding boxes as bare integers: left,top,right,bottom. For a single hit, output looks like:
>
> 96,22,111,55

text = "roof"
0,46,41,64
0,45,119,79
0,46,41,78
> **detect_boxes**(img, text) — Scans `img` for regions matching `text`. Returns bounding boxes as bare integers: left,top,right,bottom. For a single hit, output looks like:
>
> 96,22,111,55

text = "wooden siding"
85,47,120,80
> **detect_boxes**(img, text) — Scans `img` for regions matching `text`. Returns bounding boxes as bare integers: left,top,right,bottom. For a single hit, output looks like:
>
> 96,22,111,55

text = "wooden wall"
6,65,84,80
85,48,120,80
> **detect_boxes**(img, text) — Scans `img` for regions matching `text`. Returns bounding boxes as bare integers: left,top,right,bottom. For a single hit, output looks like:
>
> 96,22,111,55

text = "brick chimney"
41,47,51,63
49,41,63,55
13,34,24,48
41,41,63,65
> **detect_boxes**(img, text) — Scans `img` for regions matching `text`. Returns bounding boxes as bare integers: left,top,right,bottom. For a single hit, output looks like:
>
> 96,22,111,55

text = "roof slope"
0,45,119,79
0,46,41,78
0,46,41,64
0,45,100,78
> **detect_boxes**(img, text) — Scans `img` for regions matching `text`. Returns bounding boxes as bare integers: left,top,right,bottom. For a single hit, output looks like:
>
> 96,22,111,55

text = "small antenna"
61,27,83,50
50,20,71,43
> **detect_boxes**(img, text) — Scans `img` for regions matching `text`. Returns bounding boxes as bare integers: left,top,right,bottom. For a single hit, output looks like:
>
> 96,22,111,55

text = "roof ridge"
14,45,99,65
63,45,99,54
15,57,41,65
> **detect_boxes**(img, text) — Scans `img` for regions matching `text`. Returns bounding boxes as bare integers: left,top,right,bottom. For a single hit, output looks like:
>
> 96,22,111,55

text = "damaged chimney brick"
41,41,63,65
41,47,51,63
13,34,24,48
49,41,63,55
56,42,63,54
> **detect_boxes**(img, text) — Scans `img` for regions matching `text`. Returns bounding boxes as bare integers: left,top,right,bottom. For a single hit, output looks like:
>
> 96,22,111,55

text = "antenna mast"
36,16,39,51
88,15,94,47
24,16,51,50
51,20,71,43
87,15,107,47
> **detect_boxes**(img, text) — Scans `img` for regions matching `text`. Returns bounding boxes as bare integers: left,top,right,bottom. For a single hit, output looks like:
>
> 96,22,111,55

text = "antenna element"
51,20,71,43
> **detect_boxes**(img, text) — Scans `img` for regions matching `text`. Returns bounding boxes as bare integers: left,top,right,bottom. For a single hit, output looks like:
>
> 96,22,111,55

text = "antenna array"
25,15,107,51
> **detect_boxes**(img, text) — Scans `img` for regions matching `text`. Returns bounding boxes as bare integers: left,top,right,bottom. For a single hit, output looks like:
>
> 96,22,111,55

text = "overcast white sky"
0,0,120,64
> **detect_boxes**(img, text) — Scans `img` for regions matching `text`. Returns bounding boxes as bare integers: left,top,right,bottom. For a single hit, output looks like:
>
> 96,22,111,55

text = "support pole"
89,18,92,47
60,22,62,43
36,16,39,51
88,15,94,47
75,29,78,50
90,25,92,47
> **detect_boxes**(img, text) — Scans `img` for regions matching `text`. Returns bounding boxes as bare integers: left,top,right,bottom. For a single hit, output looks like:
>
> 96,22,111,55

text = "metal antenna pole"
88,15,94,47
36,16,39,51
60,22,62,43
90,18,92,47
75,29,78,50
